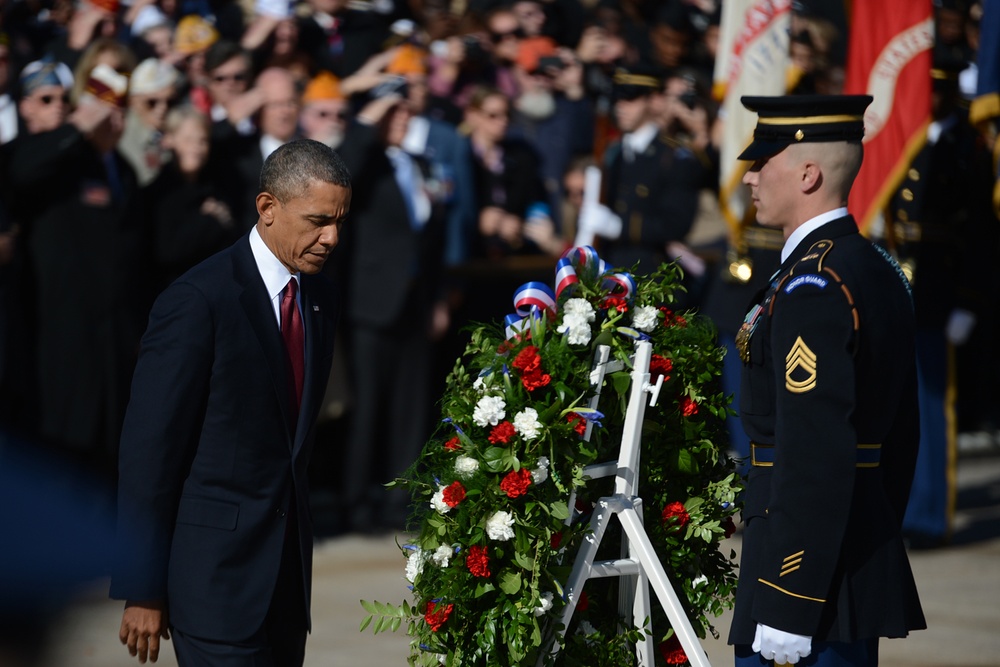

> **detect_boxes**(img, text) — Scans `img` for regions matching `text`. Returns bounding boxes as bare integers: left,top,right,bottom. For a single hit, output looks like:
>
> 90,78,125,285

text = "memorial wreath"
362,248,742,666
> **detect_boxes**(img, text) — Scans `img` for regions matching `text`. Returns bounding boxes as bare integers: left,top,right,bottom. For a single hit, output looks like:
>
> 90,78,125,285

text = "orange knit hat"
302,71,343,102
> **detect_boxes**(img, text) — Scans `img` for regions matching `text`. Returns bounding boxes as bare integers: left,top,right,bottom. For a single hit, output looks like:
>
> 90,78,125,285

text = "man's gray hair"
259,139,352,203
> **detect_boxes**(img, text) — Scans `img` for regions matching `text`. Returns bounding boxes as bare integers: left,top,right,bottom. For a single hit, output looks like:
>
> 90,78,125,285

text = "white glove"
945,308,976,346
574,202,622,247
753,623,812,665
255,0,291,18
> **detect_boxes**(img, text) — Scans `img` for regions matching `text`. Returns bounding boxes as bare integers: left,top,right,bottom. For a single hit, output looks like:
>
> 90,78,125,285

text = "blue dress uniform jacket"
602,133,703,272
729,215,926,644
110,233,338,641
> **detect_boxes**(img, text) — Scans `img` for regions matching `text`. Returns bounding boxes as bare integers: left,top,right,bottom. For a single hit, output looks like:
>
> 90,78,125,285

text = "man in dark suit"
334,88,447,531
727,96,926,666
111,139,351,666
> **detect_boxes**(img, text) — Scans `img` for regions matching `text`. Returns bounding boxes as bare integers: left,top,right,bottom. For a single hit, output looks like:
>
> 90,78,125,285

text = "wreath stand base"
541,340,713,667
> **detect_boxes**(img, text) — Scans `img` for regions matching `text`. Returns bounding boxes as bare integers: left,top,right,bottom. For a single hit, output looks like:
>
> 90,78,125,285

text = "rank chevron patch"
785,336,817,393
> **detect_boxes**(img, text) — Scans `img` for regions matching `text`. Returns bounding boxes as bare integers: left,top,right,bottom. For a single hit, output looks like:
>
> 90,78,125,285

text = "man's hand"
120,600,169,664
753,623,811,665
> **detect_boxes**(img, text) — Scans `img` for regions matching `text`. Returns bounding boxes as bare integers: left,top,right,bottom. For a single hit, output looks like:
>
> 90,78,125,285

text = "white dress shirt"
781,207,849,263
249,226,300,326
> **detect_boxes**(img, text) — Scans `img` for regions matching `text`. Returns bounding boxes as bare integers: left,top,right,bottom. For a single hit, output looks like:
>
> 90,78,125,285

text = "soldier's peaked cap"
738,94,873,161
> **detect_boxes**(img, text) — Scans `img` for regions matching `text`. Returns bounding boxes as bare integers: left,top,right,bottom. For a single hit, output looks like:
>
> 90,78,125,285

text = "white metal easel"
542,340,712,667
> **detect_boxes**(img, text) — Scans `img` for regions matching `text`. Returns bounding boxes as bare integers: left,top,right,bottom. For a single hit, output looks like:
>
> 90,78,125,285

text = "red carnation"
550,531,563,550
466,545,490,578
602,295,628,312
659,636,688,665
723,516,737,539
425,601,454,632
512,346,551,392
521,369,551,392
658,307,688,328
680,396,699,417
511,346,542,373
442,481,466,508
444,436,461,451
566,412,587,436
500,468,533,498
649,354,673,383
488,421,516,444
662,501,690,530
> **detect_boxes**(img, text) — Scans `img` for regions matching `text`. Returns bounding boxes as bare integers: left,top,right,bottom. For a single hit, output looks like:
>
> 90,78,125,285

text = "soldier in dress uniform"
727,95,926,666
880,58,997,549
579,65,704,280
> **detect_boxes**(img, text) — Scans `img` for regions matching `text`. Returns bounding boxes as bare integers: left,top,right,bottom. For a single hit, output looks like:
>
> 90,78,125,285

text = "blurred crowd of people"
0,0,996,539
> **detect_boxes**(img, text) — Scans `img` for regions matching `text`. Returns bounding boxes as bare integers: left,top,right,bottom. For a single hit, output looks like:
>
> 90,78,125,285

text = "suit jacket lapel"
294,274,332,450
233,236,296,442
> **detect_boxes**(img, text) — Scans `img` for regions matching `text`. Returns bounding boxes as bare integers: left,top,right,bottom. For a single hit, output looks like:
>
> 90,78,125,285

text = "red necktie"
280,278,304,417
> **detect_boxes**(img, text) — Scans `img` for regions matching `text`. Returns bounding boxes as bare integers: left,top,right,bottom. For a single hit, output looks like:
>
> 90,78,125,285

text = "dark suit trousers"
343,291,432,529
171,524,307,667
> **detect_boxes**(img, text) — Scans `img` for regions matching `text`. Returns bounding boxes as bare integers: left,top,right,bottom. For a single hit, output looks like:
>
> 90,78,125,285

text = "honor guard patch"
784,274,828,293
785,336,817,393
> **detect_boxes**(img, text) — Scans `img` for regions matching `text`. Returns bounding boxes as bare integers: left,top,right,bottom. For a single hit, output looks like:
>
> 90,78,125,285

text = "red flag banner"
844,1,934,233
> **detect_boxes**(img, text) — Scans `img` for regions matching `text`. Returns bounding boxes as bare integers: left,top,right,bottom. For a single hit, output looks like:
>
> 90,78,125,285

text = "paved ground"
36,452,1000,667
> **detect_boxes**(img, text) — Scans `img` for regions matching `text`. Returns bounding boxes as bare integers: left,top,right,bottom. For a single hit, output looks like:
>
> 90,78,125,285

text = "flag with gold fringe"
843,0,934,234
712,0,792,241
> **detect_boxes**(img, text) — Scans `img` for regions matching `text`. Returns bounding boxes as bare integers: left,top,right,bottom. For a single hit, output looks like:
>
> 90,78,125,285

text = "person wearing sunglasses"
15,58,75,137
204,40,255,136
119,58,179,185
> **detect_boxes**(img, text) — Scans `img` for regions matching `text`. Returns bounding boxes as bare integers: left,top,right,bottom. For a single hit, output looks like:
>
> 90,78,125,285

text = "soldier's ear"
800,161,822,194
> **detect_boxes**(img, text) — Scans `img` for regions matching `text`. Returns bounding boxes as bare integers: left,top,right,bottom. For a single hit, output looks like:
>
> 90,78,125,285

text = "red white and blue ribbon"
513,281,556,317
602,272,636,299
505,247,638,340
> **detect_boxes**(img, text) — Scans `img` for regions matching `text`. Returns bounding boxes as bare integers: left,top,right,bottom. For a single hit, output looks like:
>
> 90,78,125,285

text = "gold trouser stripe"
758,578,827,603
757,114,863,126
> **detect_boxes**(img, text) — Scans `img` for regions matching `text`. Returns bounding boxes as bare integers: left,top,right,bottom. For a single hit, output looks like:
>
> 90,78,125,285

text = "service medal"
735,304,764,364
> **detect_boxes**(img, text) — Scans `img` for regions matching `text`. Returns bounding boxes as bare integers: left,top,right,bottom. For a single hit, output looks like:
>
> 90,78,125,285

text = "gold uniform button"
897,209,908,222
636,184,649,198
908,168,920,181
795,129,804,141
901,188,914,202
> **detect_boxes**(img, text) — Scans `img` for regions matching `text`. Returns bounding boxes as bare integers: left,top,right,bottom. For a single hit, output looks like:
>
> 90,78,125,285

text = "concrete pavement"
39,452,1000,667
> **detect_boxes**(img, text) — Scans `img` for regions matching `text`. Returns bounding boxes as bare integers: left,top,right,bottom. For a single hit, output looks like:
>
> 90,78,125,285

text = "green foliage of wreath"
362,260,742,667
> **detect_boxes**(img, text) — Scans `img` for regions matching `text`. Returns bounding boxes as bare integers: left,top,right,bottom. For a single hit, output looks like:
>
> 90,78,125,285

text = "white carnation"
472,371,493,393
513,407,542,440
557,313,593,346
632,304,659,332
533,592,554,617
577,619,598,644
563,298,596,320
532,456,550,484
473,395,506,427
404,549,426,583
455,455,479,478
430,545,453,567
486,510,516,541
430,486,452,514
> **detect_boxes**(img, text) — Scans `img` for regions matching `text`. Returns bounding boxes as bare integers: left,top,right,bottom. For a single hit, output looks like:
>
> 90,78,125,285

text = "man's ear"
801,161,822,194
257,192,278,226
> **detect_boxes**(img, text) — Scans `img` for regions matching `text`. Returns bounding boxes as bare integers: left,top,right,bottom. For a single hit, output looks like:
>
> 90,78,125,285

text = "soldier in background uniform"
881,57,998,548
727,95,925,667
579,65,704,285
